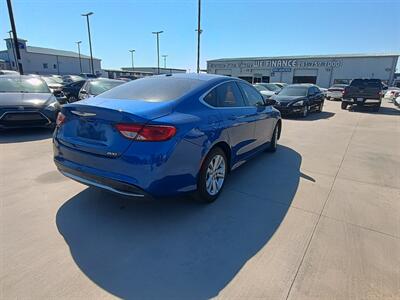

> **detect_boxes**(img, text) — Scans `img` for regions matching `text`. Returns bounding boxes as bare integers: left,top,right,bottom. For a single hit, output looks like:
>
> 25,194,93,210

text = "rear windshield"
42,76,62,85
0,77,50,93
88,80,125,96
279,86,308,96
98,77,203,102
351,79,382,88
261,83,280,91
254,85,268,92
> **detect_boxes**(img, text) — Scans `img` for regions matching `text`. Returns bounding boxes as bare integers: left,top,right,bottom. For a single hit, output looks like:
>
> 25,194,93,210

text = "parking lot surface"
1,100,399,299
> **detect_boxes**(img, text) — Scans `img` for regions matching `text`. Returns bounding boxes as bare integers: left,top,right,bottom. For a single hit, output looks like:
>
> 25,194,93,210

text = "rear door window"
203,82,246,107
238,82,265,106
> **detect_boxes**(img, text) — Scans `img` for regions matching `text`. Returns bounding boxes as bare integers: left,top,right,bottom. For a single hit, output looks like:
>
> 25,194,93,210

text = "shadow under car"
56,145,303,299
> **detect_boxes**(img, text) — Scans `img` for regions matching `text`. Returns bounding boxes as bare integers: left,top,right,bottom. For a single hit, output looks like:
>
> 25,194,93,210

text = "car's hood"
273,95,305,102
73,97,176,120
0,93,53,107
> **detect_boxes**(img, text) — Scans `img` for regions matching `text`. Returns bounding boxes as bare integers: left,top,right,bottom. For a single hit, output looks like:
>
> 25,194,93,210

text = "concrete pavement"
1,100,399,299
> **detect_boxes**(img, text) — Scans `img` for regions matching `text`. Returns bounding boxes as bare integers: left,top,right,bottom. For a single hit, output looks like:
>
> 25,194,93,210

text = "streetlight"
81,12,94,75
129,49,135,71
152,31,163,74
162,55,168,69
6,0,23,74
196,0,202,73
76,41,82,73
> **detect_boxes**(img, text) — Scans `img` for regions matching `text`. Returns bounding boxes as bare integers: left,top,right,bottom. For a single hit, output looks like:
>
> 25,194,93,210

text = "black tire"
196,147,228,203
326,96,331,101
373,103,381,112
317,102,324,112
267,123,279,152
341,102,348,110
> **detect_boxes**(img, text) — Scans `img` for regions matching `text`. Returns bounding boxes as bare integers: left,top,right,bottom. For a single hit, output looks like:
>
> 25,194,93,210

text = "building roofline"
26,46,101,60
208,53,400,62
102,68,153,74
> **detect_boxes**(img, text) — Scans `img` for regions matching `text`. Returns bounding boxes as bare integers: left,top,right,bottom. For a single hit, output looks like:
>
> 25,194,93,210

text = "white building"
0,38,101,75
207,53,399,87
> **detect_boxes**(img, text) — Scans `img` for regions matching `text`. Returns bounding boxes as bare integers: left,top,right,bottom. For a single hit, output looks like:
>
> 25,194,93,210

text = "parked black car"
62,80,86,102
41,76,65,99
62,75,84,84
0,76,60,129
341,79,385,111
78,78,125,100
272,84,324,117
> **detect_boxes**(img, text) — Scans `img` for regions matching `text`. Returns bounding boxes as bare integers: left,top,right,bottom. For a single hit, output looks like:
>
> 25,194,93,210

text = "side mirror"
264,99,276,106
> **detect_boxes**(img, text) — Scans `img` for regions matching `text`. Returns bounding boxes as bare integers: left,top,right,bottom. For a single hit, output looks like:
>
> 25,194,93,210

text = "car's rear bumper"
53,135,201,197
342,98,381,106
55,160,148,197
326,92,343,99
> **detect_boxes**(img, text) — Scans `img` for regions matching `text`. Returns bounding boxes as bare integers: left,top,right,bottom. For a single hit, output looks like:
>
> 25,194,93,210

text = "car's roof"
149,72,231,82
0,75,45,80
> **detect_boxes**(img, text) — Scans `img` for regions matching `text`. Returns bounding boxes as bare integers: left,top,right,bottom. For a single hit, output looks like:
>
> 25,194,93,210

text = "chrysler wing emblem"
71,111,96,117
17,106,24,111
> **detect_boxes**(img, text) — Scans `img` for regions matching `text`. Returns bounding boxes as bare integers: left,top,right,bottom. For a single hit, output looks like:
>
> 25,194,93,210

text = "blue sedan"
53,74,281,202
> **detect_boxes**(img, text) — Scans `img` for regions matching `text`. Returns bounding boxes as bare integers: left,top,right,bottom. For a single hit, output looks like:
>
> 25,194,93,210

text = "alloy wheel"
303,106,308,117
205,154,226,196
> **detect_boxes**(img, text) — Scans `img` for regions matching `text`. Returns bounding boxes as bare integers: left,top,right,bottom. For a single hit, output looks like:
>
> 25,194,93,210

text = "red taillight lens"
56,112,66,127
115,123,176,141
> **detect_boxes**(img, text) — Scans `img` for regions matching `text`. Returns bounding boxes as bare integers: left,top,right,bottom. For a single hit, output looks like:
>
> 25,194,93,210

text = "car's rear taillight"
115,123,176,141
56,112,66,127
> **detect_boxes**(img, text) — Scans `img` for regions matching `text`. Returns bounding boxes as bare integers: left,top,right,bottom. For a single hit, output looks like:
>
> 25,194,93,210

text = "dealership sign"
209,59,343,70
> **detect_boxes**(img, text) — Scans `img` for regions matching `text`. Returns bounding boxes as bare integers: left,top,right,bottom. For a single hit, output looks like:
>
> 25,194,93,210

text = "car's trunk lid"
57,97,175,157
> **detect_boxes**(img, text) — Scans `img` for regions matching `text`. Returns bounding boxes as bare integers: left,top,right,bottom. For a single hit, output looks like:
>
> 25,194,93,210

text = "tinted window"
204,82,245,107
99,77,203,101
88,80,125,96
351,79,382,88
310,87,320,95
260,83,280,91
239,83,264,106
253,85,268,92
0,77,50,93
308,87,317,95
279,86,308,96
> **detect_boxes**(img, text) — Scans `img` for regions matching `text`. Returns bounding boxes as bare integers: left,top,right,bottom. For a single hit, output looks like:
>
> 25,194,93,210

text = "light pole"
196,0,202,73
152,31,163,74
162,55,168,68
6,0,23,74
129,49,135,71
81,12,94,75
76,41,82,73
